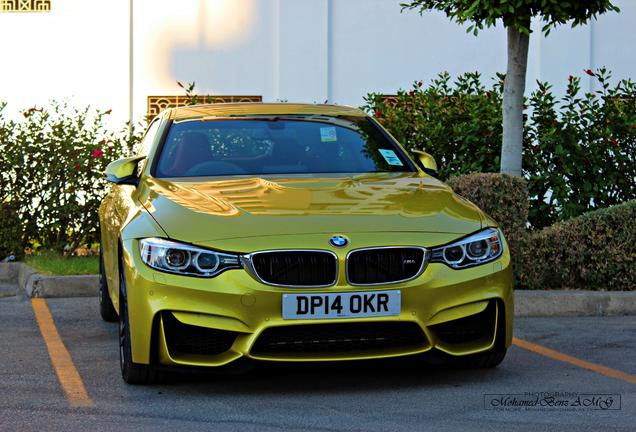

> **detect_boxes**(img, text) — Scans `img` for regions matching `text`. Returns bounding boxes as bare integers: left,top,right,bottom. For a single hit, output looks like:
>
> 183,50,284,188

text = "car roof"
168,103,368,121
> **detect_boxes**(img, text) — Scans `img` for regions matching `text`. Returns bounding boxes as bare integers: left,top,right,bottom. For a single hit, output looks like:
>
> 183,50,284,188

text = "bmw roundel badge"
329,235,348,248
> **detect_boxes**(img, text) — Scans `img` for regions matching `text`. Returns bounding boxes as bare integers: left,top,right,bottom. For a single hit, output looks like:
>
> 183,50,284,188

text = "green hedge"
0,101,142,253
446,174,635,290
0,203,22,260
364,69,636,229
519,200,636,291
364,72,503,180
446,173,528,284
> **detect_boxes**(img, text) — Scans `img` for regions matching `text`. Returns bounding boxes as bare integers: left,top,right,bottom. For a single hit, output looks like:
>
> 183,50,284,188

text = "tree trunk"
501,25,530,177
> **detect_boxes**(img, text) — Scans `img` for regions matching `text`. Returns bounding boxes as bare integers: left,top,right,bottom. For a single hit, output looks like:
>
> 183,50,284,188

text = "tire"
456,346,507,369
119,261,161,385
99,246,118,322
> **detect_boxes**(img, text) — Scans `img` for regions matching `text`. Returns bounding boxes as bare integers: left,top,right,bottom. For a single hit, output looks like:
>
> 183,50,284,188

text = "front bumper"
121,237,513,367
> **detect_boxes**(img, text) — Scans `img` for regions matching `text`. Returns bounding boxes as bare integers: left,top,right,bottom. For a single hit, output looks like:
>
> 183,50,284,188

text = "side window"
135,119,161,176
138,119,161,156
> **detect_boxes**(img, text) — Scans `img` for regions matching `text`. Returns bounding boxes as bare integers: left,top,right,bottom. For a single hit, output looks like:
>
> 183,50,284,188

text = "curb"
0,262,22,297
0,262,98,298
515,290,636,317
24,273,98,298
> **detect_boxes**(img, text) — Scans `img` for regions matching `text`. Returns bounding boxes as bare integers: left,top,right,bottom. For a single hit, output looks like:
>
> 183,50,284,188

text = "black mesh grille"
162,312,238,356
431,301,496,344
251,251,337,286
347,248,425,285
251,322,426,355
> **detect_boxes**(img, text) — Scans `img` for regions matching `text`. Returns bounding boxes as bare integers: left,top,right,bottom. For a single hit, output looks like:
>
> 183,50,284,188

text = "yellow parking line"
31,298,94,407
513,337,636,386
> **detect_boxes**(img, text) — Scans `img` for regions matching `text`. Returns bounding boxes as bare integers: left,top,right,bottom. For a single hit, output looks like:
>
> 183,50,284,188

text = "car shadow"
158,355,510,396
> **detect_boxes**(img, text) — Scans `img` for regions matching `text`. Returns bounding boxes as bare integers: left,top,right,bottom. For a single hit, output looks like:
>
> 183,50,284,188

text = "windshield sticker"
378,149,403,166
320,126,337,142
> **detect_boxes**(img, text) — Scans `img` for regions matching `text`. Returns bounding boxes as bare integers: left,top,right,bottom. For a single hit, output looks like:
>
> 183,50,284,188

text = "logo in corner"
329,235,348,248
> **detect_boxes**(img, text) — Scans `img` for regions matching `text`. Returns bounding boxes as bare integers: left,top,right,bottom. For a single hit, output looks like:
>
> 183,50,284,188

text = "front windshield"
154,115,415,178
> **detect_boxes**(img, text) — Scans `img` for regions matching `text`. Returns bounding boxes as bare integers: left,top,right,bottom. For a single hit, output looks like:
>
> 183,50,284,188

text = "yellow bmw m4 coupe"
99,103,513,384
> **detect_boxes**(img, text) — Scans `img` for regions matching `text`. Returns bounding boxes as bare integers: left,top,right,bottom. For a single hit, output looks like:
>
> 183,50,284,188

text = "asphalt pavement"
0,295,634,432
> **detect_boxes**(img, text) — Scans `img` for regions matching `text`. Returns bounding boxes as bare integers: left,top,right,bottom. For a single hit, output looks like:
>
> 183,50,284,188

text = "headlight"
430,228,503,269
139,238,241,277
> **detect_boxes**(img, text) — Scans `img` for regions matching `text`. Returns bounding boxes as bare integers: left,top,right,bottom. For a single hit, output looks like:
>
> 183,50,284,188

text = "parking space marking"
513,337,636,386
31,298,94,407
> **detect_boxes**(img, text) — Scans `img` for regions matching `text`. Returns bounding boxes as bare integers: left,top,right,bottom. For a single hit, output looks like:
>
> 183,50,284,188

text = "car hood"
138,173,484,243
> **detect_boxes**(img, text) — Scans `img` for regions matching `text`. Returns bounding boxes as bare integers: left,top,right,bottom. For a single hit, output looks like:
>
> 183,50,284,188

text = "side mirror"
105,156,146,186
411,149,438,177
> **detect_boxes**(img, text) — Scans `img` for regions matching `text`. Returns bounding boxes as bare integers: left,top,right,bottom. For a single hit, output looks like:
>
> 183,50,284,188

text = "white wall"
528,1,636,96
0,0,129,127
329,0,506,104
0,0,634,128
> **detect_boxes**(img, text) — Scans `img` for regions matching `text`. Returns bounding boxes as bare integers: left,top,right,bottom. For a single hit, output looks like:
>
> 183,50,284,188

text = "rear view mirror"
105,156,146,186
411,149,438,177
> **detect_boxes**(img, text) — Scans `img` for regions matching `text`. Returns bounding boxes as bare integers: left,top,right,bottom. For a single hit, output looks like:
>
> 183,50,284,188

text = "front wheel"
119,262,161,384
457,346,507,369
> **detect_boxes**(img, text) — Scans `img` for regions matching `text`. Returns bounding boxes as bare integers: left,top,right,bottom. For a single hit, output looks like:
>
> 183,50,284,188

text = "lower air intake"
251,322,426,355
431,301,497,344
162,312,238,356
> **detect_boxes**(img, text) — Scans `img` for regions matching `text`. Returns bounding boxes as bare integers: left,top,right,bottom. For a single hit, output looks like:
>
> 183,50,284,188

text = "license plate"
282,290,401,320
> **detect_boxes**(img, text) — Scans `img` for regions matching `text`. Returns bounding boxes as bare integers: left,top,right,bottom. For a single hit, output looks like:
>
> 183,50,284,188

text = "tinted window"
155,116,414,177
